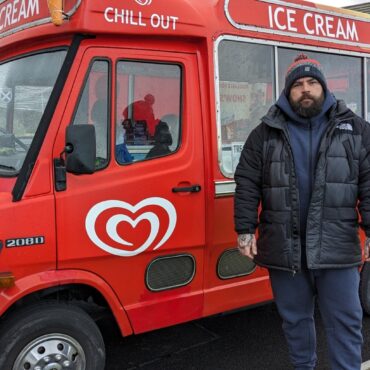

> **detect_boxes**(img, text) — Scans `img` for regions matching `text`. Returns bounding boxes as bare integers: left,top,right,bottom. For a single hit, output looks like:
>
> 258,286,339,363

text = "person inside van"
145,120,172,159
115,118,133,164
122,93,159,139
160,114,179,150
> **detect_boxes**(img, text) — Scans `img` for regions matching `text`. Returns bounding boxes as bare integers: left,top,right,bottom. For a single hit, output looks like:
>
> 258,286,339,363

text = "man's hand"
237,233,257,259
365,237,370,261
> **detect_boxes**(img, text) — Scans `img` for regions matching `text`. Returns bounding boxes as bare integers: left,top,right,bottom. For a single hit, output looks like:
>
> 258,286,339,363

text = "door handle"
172,184,201,193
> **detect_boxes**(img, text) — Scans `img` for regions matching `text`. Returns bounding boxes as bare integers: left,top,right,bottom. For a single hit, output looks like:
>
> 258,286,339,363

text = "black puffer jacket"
234,100,370,271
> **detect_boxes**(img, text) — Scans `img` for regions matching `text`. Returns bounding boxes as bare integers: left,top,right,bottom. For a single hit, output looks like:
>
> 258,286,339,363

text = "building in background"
344,2,370,13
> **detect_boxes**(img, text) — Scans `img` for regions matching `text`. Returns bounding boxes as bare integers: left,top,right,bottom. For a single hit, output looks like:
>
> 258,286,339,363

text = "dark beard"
289,92,325,118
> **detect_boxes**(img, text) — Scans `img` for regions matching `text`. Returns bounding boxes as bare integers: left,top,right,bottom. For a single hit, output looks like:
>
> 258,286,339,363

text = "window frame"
114,58,183,166
215,35,370,179
70,57,112,171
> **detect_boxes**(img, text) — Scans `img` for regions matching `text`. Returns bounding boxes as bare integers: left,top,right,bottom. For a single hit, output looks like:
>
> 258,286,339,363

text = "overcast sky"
306,0,367,6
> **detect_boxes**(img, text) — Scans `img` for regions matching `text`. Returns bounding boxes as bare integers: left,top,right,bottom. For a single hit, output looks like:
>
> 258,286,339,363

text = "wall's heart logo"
134,0,153,6
85,197,177,257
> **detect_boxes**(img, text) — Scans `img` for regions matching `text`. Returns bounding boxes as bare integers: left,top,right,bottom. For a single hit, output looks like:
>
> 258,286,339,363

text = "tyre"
360,262,370,315
0,301,105,370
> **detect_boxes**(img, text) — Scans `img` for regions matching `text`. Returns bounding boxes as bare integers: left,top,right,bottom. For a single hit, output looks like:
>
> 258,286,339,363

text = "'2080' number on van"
6,236,45,248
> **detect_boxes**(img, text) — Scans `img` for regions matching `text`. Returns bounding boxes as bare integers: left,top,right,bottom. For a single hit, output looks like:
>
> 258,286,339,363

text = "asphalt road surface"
100,302,370,370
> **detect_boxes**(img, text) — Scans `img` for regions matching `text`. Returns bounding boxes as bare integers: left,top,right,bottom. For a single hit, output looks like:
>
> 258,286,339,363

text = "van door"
54,46,205,333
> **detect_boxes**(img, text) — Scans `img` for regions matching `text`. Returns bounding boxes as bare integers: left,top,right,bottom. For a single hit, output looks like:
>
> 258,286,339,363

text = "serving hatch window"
217,39,367,179
217,40,275,176
278,48,363,117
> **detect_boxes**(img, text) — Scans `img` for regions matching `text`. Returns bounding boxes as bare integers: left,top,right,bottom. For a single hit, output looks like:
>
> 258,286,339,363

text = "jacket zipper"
307,120,313,268
309,121,313,197
281,127,300,274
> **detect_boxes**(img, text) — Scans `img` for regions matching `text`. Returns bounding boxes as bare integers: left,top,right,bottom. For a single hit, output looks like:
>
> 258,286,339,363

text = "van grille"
146,254,195,292
217,248,256,279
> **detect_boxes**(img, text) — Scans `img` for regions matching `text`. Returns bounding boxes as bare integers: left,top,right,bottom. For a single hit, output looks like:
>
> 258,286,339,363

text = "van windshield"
0,50,67,176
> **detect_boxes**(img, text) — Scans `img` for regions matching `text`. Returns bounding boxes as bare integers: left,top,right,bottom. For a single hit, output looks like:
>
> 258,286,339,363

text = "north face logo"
336,122,353,131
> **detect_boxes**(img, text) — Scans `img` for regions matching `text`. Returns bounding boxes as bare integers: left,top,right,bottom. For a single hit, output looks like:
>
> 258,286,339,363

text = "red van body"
1,0,369,368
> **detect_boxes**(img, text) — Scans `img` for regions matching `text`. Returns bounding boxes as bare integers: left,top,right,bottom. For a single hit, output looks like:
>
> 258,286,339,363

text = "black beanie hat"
285,53,327,96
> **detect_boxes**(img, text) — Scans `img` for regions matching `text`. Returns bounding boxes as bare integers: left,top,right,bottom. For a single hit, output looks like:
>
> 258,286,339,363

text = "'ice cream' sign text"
226,0,370,47
268,6,358,42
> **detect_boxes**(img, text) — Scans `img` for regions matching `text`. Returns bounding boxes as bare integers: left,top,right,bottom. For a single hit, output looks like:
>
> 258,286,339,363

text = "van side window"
72,60,110,169
217,40,275,177
115,61,181,164
278,49,363,117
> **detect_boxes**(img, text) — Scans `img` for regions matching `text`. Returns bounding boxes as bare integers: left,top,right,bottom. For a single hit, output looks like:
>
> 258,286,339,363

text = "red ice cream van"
1,0,370,368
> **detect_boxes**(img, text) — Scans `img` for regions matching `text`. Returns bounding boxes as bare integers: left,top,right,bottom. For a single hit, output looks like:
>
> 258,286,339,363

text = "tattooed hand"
237,233,257,259
365,237,370,261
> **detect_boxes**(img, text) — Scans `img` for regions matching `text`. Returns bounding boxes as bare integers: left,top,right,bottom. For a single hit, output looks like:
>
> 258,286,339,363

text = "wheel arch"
0,269,133,336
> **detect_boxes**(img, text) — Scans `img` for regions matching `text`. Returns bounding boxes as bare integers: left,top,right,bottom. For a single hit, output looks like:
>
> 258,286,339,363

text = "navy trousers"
269,268,363,370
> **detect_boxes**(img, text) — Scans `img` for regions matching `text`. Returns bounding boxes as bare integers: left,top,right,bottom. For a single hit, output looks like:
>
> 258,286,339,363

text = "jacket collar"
261,97,350,131
275,91,336,128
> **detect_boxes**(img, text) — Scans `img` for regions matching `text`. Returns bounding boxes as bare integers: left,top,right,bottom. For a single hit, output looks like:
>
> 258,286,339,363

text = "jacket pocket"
257,222,291,268
320,220,361,265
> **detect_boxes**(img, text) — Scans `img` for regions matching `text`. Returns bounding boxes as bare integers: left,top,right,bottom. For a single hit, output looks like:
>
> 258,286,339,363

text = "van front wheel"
0,302,105,370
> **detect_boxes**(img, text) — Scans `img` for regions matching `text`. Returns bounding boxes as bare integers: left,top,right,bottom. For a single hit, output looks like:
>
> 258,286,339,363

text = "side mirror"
65,125,96,174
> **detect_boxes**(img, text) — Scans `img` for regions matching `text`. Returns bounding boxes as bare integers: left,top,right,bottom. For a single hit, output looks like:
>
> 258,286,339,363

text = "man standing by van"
234,54,370,369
